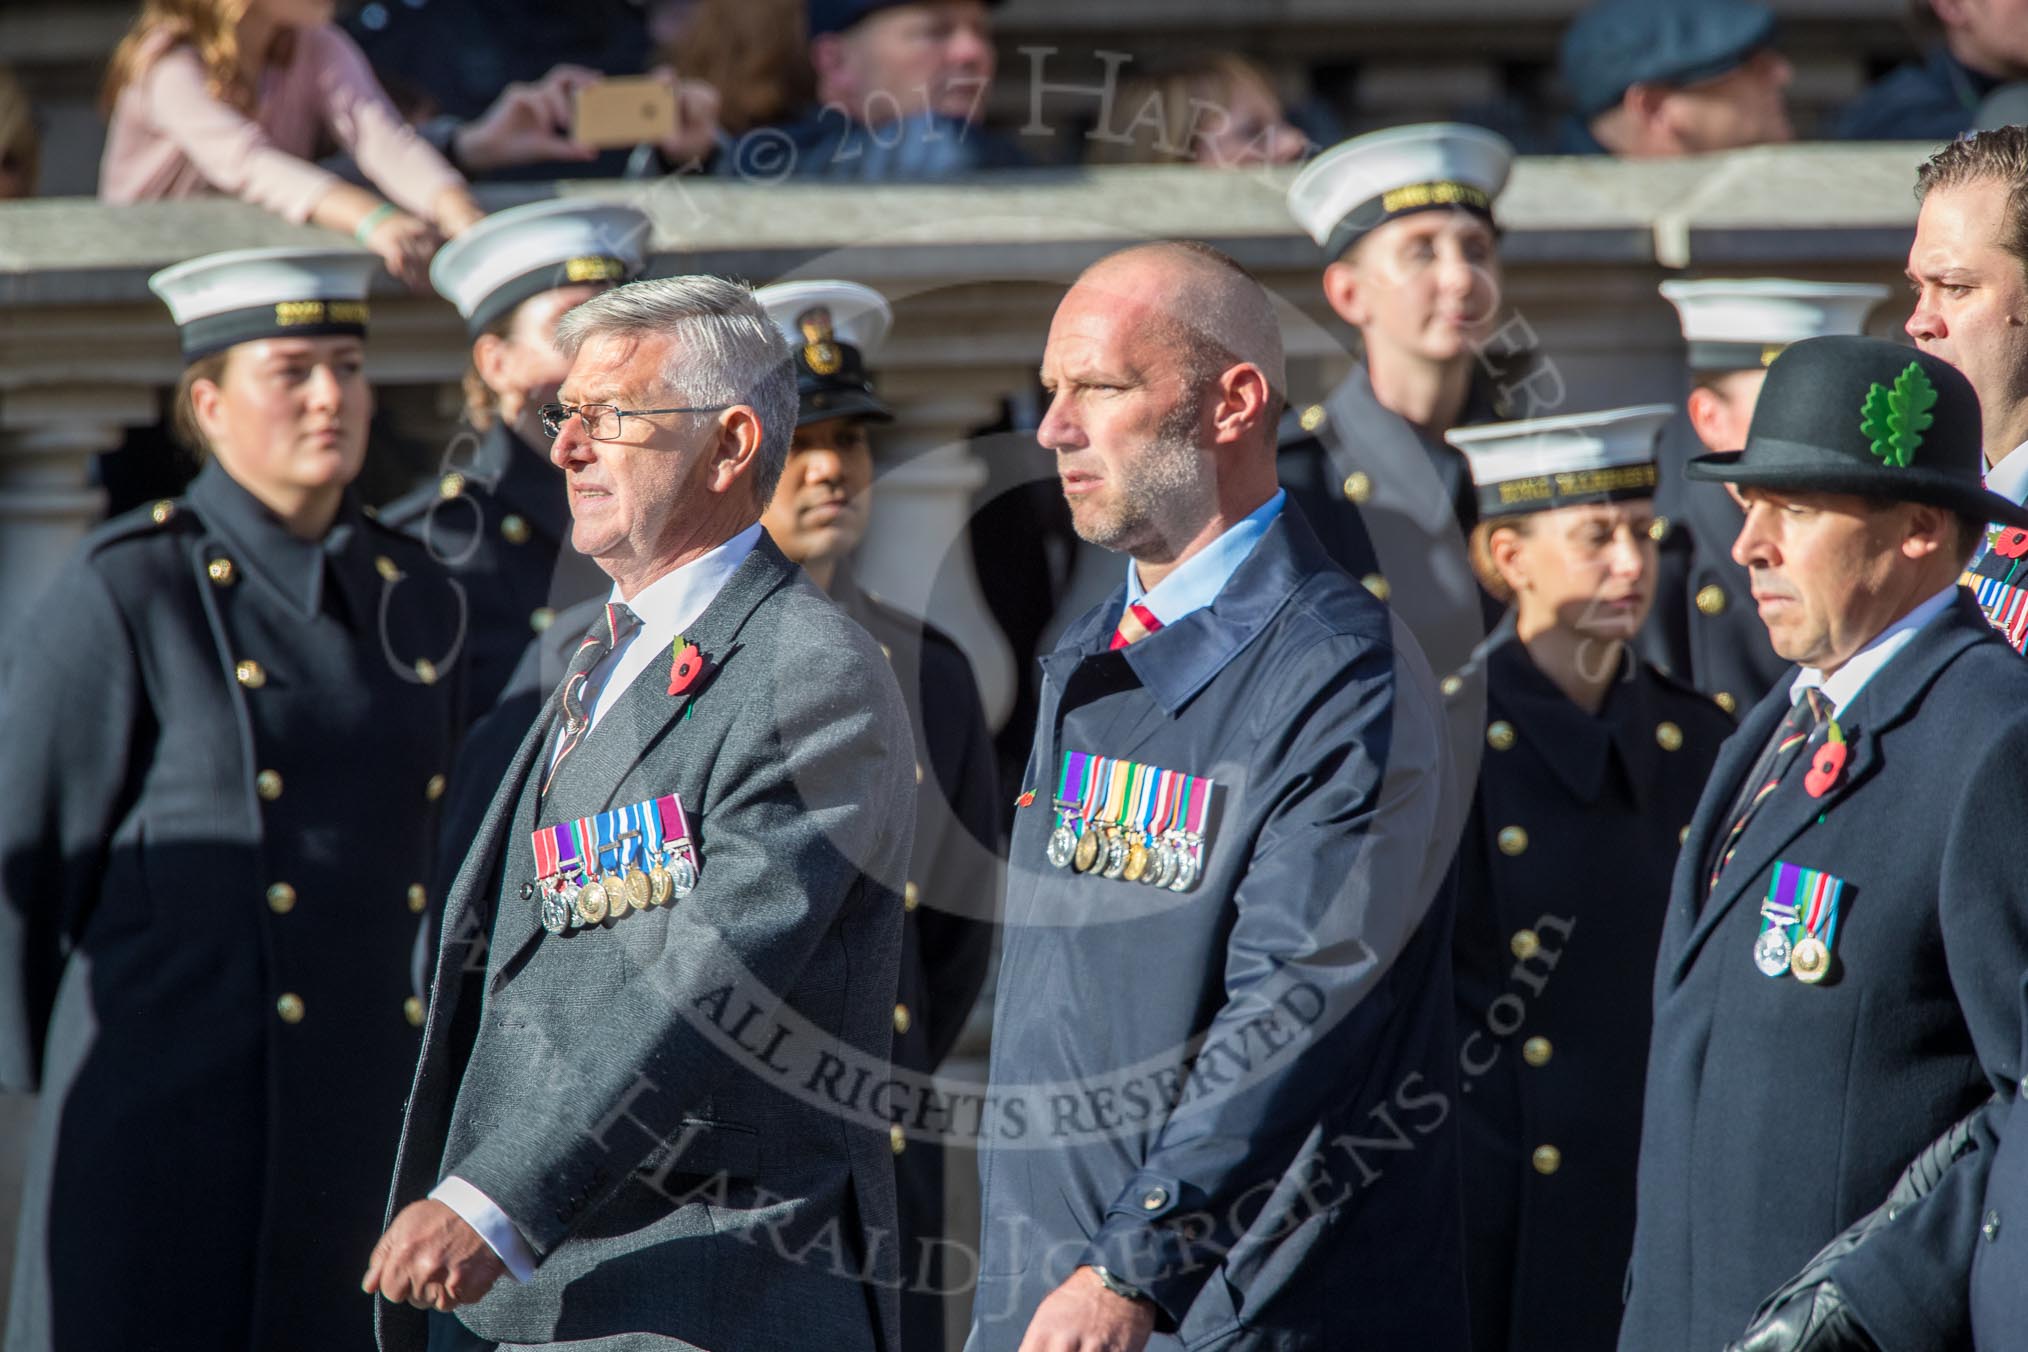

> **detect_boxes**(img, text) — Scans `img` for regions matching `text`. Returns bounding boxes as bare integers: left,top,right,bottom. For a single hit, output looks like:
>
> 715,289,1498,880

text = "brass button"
266,882,296,914
915,761,925,786
439,472,465,500
1341,471,1372,504
893,1003,912,1035
1486,720,1516,751
530,606,556,633
1141,1186,1169,1211
425,773,447,801
1532,1144,1562,1175
1680,825,1691,845
1299,403,1326,433
1696,584,1727,616
207,557,236,586
1656,721,1684,751
235,660,267,689
1715,691,1737,714
1361,573,1390,602
404,996,425,1028
1497,825,1528,856
879,642,893,661
406,883,427,914
903,881,920,912
414,658,439,685
1510,929,1541,960
889,1123,907,1155
276,993,305,1024
1440,674,1465,699
255,769,283,801
501,514,530,545
1522,1036,1553,1067
150,499,176,525
375,555,400,581
1984,1209,2002,1242
1648,516,1670,543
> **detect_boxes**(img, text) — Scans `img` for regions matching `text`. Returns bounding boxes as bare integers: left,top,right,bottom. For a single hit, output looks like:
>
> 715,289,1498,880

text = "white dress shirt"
437,521,762,1281
1788,584,1957,713
1987,440,2028,508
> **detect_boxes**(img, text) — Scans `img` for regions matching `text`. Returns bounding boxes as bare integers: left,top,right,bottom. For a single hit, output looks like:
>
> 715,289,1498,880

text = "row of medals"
1046,805,1202,891
1754,922,1831,984
538,846,698,934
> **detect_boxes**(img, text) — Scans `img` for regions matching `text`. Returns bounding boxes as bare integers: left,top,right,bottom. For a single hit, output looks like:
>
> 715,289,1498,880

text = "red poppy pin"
1803,721,1848,799
667,635,707,698
1995,527,2028,560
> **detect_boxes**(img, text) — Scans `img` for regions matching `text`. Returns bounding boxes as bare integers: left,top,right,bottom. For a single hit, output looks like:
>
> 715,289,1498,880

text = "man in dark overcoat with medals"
1620,336,2028,1352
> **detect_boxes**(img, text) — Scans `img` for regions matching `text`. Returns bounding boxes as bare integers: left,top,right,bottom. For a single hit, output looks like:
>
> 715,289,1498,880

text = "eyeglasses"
538,401,732,441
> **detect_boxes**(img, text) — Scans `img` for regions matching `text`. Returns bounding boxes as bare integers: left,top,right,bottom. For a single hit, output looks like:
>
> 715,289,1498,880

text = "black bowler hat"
1685,335,2028,528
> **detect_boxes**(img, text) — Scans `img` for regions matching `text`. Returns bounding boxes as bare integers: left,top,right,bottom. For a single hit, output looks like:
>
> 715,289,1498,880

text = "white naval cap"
429,196,652,336
149,246,381,364
1447,404,1676,519
754,279,896,427
1287,122,1515,258
1659,278,1890,373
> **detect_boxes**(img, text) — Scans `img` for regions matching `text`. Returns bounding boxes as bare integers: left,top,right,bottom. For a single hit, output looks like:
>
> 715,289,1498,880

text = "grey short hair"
553,275,798,505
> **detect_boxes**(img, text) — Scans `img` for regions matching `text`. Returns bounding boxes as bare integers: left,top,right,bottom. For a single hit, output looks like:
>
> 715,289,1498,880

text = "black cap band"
1476,462,1659,519
466,255,632,336
180,300,370,363
1687,339,1789,373
1324,181,1496,258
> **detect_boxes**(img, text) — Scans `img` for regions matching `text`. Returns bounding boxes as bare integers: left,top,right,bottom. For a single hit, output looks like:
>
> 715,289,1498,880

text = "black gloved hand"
1726,1282,1878,1352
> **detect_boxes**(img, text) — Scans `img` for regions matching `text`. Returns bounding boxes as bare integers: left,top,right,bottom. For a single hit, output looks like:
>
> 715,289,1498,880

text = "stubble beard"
1069,403,1214,558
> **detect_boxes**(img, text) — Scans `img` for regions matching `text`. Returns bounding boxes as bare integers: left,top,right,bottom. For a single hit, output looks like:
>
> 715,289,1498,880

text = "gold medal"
625,866,652,911
1073,826,1102,873
576,878,610,925
650,865,674,906
1790,935,1831,984
1122,835,1150,883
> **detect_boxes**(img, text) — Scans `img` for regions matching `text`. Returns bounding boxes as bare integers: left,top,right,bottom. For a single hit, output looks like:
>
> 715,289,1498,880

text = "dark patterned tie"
1707,686,1833,893
541,602,642,795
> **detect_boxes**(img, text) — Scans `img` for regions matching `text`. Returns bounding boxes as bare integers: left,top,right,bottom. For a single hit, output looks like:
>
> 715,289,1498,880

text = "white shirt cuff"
430,1176,538,1283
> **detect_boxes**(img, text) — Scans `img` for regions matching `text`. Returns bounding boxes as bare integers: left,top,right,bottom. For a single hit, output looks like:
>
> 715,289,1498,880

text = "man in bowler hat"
1620,336,2028,1351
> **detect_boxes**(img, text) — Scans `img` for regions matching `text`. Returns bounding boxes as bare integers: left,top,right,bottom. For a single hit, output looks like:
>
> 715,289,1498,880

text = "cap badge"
1860,361,1937,469
799,308,843,376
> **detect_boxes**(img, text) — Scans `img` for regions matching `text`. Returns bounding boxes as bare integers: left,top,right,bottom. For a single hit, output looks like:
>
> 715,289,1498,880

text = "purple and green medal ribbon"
1758,861,1845,976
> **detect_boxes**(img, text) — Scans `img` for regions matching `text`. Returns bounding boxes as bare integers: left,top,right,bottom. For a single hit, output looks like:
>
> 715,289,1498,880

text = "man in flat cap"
1621,336,2028,1351
1559,0,1794,157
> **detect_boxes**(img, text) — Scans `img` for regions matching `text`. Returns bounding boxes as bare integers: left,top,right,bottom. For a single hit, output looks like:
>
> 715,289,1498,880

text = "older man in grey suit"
364,276,916,1351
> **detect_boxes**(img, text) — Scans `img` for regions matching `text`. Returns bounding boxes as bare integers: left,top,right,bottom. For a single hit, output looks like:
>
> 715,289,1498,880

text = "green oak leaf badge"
1859,361,1938,468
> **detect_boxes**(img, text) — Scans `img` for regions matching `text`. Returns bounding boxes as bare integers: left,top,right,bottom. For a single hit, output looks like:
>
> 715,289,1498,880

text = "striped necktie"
1111,601,1162,650
542,602,643,795
1707,686,1832,894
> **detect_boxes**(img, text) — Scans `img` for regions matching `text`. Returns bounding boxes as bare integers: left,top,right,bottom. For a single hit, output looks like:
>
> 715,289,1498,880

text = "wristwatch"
1090,1264,1151,1305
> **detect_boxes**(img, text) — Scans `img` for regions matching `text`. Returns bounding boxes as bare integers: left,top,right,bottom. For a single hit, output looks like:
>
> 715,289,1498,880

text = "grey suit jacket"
378,535,915,1352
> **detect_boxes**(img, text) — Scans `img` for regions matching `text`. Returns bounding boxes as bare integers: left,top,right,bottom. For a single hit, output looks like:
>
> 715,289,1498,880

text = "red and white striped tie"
1110,601,1162,650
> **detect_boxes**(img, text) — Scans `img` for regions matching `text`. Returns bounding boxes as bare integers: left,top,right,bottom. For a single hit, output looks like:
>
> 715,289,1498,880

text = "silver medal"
669,851,699,898
1144,839,1174,887
1166,843,1200,893
1100,830,1129,879
539,886,571,935
1046,823,1078,869
1753,926,1792,977
559,880,582,930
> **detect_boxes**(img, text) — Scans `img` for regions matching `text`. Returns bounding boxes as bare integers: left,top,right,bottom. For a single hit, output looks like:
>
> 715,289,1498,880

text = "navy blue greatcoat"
969,502,1470,1352
0,460,466,1351
1620,592,2028,1352
1454,634,1730,1352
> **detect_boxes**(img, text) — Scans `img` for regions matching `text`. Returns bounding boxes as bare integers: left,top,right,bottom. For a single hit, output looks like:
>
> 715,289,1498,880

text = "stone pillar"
0,404,142,633
860,390,1019,731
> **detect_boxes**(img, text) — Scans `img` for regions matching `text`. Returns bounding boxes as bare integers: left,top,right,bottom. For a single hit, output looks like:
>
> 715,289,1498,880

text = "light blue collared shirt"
1124,490,1286,626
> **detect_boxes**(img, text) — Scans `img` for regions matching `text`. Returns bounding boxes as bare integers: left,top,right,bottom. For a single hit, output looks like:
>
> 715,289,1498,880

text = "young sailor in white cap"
1278,121,1522,680
1445,403,1733,1352
0,246,467,1352
1646,278,1889,711
381,195,652,710
754,277,999,1352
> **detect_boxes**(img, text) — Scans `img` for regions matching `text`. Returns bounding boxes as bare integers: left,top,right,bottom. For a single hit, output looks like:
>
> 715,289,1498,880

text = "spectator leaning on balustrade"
1557,0,1794,157
99,0,484,289
1084,53,1308,168
1836,0,2028,142
719,0,1024,180
0,66,40,200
